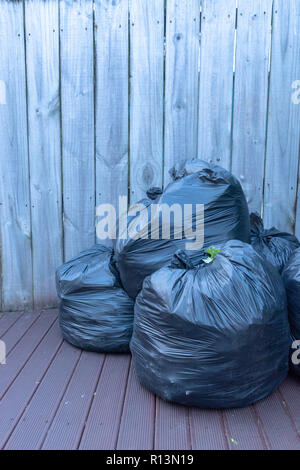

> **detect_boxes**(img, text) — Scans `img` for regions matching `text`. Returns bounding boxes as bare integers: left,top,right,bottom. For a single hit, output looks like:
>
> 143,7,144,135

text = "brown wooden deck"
0,309,299,450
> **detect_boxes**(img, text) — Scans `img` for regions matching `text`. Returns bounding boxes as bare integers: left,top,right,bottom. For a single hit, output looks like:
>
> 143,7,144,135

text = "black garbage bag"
115,160,250,299
56,244,134,352
282,248,300,376
130,240,290,408
125,186,163,228
250,212,299,273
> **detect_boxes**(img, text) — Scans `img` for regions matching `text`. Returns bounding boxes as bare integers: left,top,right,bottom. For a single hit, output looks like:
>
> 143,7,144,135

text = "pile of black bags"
283,248,300,376
115,159,250,299
56,245,134,352
131,241,290,408
250,212,299,272
56,159,300,408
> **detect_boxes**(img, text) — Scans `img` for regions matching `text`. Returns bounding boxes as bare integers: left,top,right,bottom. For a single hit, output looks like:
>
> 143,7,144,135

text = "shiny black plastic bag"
282,248,300,376
56,245,134,352
250,212,299,273
130,240,290,408
115,160,250,299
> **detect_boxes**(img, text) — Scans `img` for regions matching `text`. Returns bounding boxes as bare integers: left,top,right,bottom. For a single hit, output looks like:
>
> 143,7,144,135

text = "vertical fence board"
25,0,62,308
197,0,236,169
0,0,33,311
129,0,164,203
296,154,300,238
231,0,272,213
60,0,95,260
95,0,129,232
264,0,300,233
163,0,200,186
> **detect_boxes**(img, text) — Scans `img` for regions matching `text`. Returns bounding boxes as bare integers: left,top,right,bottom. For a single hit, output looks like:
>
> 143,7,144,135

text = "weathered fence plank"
231,0,272,213
296,161,300,238
95,0,129,227
60,0,95,260
197,0,237,169
129,0,164,203
163,0,200,186
0,0,33,311
25,0,62,307
264,0,300,233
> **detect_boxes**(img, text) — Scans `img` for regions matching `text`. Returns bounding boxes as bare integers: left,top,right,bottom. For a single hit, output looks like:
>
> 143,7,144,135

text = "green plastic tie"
203,247,221,264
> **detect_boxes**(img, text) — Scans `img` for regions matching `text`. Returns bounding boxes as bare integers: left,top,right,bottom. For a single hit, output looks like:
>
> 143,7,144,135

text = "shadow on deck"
0,309,299,450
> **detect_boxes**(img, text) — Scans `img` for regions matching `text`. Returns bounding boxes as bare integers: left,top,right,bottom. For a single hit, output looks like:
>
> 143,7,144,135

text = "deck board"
0,311,57,399
155,399,191,450
79,354,131,450
189,409,228,450
0,311,41,356
42,351,105,450
5,341,81,450
0,312,24,338
254,390,300,450
0,318,62,448
0,310,300,450
279,374,300,434
224,407,267,450
117,362,155,450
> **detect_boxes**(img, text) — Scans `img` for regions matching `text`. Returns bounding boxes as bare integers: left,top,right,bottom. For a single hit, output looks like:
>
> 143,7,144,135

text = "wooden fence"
0,0,300,311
